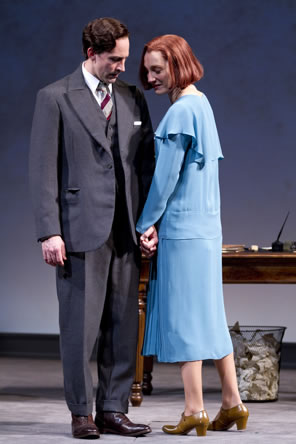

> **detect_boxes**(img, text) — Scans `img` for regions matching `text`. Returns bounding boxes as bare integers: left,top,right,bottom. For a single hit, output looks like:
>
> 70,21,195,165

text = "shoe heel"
236,417,248,430
195,424,207,436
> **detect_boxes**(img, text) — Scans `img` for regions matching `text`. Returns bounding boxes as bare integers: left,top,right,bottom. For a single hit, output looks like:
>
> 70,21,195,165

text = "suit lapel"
65,65,112,157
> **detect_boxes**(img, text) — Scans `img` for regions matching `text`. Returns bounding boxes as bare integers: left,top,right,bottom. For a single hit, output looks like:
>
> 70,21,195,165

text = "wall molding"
0,333,295,368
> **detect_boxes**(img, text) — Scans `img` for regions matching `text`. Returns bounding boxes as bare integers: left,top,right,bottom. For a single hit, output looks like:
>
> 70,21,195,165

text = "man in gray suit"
29,17,156,439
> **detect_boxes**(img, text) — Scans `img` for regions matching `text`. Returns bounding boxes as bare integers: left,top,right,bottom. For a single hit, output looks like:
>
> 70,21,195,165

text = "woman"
136,35,249,437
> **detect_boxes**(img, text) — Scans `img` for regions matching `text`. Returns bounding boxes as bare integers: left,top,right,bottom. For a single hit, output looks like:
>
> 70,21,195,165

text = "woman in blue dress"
136,35,249,437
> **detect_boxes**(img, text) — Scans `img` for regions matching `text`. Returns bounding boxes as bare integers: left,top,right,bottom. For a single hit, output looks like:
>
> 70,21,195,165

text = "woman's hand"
140,225,158,258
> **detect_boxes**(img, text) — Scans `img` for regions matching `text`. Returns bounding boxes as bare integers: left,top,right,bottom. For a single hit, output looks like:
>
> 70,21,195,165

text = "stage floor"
0,357,295,443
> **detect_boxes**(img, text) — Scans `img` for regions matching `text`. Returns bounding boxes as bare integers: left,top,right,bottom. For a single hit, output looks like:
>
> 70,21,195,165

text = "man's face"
88,37,130,84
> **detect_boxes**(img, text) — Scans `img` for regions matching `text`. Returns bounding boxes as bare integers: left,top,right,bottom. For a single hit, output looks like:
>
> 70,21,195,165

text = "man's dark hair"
82,17,129,58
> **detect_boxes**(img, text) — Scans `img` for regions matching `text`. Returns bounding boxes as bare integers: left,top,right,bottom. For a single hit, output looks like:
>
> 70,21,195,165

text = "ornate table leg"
143,356,154,395
130,262,149,406
130,258,151,406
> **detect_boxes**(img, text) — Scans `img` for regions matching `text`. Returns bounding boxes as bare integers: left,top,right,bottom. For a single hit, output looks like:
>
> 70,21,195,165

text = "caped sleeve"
155,96,223,169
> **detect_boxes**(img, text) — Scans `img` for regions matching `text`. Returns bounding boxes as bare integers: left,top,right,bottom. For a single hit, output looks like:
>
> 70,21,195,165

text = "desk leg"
130,282,146,406
143,356,154,395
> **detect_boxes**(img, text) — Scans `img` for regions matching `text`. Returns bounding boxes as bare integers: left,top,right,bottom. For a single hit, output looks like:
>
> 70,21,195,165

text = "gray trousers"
56,227,140,416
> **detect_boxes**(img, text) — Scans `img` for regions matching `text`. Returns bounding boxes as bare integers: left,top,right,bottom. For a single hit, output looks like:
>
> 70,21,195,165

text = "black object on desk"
272,211,289,252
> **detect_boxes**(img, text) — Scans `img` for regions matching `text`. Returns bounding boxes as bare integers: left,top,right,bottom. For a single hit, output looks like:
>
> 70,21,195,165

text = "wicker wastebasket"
229,323,286,401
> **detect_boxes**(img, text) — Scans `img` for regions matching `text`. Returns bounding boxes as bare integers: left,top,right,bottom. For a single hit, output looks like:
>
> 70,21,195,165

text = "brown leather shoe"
207,403,249,431
71,414,100,439
162,410,209,436
95,412,151,437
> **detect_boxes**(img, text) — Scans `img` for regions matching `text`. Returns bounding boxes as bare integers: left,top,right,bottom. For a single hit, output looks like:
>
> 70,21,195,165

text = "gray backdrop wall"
0,0,295,341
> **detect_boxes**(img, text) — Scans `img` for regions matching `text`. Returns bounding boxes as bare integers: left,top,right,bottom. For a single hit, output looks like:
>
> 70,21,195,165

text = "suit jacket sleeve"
136,89,155,209
29,88,62,241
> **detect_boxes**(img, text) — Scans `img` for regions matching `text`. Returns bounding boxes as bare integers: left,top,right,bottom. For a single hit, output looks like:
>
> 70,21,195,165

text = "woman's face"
144,50,171,94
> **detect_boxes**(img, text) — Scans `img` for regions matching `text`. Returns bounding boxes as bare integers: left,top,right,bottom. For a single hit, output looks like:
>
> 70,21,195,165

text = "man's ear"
87,47,95,60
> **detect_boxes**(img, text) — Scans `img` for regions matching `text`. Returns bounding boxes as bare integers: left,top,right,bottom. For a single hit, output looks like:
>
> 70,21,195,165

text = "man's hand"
42,236,67,267
140,225,158,258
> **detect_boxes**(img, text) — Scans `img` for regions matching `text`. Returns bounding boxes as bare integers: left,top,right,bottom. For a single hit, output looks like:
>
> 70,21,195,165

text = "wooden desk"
222,251,296,284
130,251,296,406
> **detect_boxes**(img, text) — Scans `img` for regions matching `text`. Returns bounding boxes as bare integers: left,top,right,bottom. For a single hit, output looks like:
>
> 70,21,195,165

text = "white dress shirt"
82,62,112,106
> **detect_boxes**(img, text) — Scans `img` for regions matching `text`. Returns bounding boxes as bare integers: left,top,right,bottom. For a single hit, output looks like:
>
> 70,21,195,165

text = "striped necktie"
96,83,113,120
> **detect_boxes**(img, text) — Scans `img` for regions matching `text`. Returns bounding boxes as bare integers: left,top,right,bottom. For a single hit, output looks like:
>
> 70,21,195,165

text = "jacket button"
107,164,113,169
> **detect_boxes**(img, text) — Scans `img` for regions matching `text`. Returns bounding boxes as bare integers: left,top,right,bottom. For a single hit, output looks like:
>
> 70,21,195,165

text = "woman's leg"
209,353,249,432
163,360,209,436
180,361,204,415
214,352,241,408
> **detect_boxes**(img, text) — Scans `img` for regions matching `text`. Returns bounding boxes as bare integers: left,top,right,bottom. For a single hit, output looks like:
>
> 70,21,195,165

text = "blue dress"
136,94,233,362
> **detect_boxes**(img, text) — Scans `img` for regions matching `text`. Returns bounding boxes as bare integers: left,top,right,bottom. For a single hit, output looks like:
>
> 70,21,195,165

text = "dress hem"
142,347,233,363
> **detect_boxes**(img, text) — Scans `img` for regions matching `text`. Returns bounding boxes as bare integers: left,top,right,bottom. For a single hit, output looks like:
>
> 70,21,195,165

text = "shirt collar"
82,62,113,94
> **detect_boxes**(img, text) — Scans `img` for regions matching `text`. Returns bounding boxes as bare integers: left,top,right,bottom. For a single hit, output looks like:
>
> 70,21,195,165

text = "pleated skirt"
142,236,233,362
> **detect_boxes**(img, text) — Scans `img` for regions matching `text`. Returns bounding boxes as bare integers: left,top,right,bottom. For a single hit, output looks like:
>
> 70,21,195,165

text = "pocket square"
133,121,142,126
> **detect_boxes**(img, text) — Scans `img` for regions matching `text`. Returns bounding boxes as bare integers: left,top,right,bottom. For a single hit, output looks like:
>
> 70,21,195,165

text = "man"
29,17,156,439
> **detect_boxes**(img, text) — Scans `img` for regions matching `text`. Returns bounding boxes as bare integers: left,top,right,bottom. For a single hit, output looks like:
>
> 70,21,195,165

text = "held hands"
42,235,67,267
140,225,158,258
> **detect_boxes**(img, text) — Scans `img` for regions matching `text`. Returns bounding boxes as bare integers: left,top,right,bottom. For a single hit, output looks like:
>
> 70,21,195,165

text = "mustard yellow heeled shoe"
207,403,249,431
162,410,209,436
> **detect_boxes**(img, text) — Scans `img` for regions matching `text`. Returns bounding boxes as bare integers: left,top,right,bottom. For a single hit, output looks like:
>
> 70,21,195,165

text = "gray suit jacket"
29,65,154,252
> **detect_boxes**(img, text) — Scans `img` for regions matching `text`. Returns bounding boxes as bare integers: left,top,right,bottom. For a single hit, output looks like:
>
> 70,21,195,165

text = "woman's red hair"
139,34,204,90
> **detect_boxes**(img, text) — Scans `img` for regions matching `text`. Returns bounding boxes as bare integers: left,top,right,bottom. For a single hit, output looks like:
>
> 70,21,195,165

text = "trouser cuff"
68,402,93,416
96,400,129,413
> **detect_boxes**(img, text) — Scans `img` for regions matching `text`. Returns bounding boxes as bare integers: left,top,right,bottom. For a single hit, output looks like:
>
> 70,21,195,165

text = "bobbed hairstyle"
82,17,129,58
139,34,204,90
